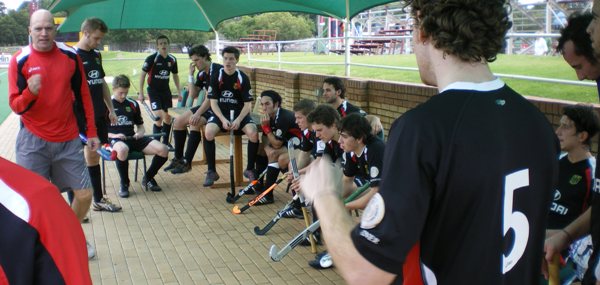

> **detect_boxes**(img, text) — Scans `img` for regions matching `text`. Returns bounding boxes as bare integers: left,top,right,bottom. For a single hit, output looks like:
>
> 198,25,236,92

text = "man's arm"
134,124,146,139
172,72,181,101
302,158,396,284
8,56,39,114
102,80,116,124
138,71,147,101
345,186,378,211
545,207,591,259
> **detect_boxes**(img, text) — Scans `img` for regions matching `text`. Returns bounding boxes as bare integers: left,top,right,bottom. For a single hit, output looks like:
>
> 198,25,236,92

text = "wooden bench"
169,107,244,187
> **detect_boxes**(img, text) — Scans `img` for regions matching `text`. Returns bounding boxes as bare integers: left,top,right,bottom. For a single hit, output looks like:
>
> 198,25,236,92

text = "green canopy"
49,0,401,32
49,0,339,32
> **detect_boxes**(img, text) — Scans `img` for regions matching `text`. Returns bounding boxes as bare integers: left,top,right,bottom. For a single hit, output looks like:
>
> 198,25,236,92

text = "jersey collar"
440,78,505,93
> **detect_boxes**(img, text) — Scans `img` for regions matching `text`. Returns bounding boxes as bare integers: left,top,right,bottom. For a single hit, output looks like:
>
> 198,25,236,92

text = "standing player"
557,12,600,82
8,9,99,258
301,0,559,284
254,90,301,205
74,17,121,212
109,75,169,197
138,35,181,148
167,45,222,174
203,46,259,187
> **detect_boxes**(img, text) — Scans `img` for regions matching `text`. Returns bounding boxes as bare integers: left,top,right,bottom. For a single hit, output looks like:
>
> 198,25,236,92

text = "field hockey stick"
232,174,286,214
548,254,560,285
269,182,370,261
229,110,235,198
226,168,268,204
253,184,299,235
288,139,317,253
140,100,161,121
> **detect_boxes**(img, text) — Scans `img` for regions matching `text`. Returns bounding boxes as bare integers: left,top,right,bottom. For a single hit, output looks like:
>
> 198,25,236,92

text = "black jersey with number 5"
351,80,558,284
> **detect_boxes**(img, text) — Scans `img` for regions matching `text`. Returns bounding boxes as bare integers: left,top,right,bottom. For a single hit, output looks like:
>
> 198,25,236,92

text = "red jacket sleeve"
8,52,38,115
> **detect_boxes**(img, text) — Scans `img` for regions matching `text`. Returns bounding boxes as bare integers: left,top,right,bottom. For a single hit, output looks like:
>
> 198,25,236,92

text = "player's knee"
74,189,92,201
158,145,169,157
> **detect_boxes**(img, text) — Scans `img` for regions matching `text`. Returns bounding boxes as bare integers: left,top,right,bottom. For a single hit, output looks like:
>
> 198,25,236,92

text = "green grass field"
101,51,596,103
0,51,595,125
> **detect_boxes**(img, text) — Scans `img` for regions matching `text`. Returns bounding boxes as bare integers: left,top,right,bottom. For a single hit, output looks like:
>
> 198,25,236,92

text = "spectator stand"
238,30,277,55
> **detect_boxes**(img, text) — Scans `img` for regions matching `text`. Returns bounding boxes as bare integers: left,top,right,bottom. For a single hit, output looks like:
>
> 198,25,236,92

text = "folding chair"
98,147,148,193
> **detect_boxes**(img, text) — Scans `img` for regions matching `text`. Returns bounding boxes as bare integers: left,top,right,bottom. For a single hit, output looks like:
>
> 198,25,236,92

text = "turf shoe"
203,170,220,187
281,208,303,219
93,197,122,212
164,158,183,172
118,184,130,198
171,163,191,174
254,195,274,206
309,251,333,269
142,176,162,192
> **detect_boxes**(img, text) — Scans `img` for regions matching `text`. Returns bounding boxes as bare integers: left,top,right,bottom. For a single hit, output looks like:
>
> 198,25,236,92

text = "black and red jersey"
337,100,366,118
142,52,178,92
342,137,385,187
265,107,302,145
0,157,91,285
316,139,344,163
108,98,143,137
547,155,594,229
8,42,97,142
351,80,559,284
195,62,223,91
76,47,107,118
208,68,253,115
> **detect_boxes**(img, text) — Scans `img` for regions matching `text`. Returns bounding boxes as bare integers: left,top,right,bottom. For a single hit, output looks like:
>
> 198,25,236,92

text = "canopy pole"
344,0,351,77
215,32,221,61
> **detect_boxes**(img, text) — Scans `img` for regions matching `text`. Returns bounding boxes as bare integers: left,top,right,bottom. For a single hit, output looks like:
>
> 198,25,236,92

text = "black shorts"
207,113,255,135
110,137,153,152
190,106,214,121
147,87,173,111
94,116,109,144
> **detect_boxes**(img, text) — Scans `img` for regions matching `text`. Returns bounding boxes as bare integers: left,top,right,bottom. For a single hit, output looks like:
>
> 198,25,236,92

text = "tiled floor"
0,112,344,285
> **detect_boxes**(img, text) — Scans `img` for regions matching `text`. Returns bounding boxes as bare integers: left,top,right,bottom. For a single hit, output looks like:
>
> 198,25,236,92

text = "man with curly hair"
299,0,559,284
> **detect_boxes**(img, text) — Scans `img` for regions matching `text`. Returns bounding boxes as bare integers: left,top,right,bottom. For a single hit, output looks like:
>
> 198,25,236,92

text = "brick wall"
240,66,599,151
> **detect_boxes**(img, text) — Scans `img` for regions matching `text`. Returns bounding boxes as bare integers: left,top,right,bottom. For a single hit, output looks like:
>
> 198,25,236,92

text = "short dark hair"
307,104,340,128
188,44,211,62
340,113,372,143
112,74,131,89
557,12,598,65
563,104,600,146
260,90,282,107
80,17,108,33
323,77,346,99
407,0,512,63
157,34,169,44
293,99,316,116
222,46,240,60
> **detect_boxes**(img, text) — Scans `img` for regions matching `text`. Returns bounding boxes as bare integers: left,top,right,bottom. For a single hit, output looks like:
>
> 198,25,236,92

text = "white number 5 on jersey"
502,169,530,274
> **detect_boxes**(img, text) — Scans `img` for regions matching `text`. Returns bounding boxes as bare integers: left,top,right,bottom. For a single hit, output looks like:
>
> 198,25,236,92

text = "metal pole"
344,0,351,77
277,43,282,70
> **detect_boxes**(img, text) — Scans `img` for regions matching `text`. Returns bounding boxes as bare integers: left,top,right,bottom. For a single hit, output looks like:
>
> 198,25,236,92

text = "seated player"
309,113,386,270
544,104,599,283
108,75,169,197
203,46,259,187
167,45,223,174
254,90,302,205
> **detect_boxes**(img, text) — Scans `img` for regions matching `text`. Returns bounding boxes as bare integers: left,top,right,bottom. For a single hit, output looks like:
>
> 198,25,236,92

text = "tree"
0,2,7,16
217,12,315,41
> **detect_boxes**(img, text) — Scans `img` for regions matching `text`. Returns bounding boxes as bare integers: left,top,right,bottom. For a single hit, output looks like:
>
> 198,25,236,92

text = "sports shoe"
203,170,220,187
254,195,274,206
87,240,96,260
309,251,333,269
281,207,303,219
244,169,257,181
164,158,183,172
93,197,122,212
170,163,191,174
119,184,130,198
142,176,162,192
82,216,90,223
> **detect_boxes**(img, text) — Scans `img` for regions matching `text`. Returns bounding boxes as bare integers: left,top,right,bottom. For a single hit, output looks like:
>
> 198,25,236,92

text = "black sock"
256,155,268,184
173,129,187,159
146,155,168,179
115,159,130,186
204,139,216,171
153,124,161,140
162,123,171,144
184,131,202,164
262,166,279,200
67,191,74,205
247,141,259,170
88,165,103,202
